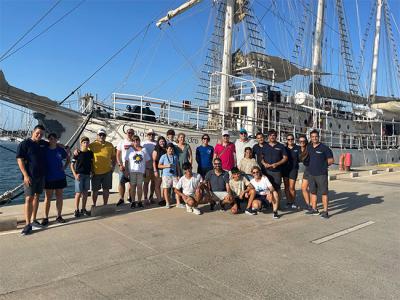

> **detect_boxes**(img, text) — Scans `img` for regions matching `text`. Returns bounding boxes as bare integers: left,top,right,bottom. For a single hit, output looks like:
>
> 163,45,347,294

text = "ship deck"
0,167,399,299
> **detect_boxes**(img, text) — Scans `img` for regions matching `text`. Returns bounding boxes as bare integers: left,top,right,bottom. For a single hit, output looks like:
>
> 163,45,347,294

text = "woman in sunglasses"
249,166,280,219
282,134,301,209
152,136,167,205
196,134,214,178
298,135,311,211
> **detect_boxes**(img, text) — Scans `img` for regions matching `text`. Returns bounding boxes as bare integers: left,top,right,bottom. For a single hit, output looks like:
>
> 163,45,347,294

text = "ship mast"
370,0,383,103
312,0,325,83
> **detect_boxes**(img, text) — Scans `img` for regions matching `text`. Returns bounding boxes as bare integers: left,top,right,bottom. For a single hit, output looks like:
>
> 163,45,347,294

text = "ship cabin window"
347,125,350,130
233,107,239,116
241,107,247,116
232,107,247,117
288,116,292,123
304,119,308,125
329,123,332,128
338,124,341,129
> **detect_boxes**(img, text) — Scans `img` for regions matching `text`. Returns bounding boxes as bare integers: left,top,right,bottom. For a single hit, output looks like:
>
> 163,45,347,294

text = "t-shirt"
117,139,133,164
285,145,301,171
252,143,266,166
196,145,214,169
261,142,288,172
235,138,257,163
72,150,94,175
175,173,202,196
89,140,115,175
205,170,229,192
46,146,67,181
250,176,273,195
125,147,150,173
159,153,179,177
214,143,236,171
16,138,49,178
306,143,334,176
238,158,258,175
229,176,250,197
142,140,157,168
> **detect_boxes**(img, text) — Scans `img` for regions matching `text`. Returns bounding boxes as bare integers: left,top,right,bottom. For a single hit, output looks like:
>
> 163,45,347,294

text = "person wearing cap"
196,134,214,178
214,130,236,171
70,136,94,217
90,129,116,206
116,129,135,206
235,128,256,166
142,128,157,204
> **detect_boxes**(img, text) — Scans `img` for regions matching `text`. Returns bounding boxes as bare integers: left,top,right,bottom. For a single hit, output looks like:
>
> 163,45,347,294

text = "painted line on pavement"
312,221,375,244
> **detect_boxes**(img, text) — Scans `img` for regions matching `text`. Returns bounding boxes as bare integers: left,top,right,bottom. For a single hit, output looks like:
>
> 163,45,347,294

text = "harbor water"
0,141,75,205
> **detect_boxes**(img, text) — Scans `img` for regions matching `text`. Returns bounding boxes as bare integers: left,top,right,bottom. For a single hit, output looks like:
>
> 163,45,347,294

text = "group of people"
16,124,334,236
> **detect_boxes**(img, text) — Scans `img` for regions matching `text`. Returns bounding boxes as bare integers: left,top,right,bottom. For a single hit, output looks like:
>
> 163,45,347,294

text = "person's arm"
327,148,334,166
213,144,219,159
158,156,170,169
111,146,116,169
17,158,31,186
116,149,125,171
188,145,193,164
70,158,80,180
232,143,237,167
272,154,288,169
195,147,200,165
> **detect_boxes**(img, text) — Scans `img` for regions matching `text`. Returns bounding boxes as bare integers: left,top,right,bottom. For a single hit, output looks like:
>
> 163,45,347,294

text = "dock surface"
0,170,399,299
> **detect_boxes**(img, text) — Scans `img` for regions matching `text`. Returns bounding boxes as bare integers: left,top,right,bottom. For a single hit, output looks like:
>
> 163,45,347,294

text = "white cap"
222,130,230,136
97,128,106,135
147,128,155,134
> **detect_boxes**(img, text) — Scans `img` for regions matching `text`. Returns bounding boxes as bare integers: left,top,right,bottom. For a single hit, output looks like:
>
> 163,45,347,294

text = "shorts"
144,168,155,183
119,171,130,185
308,174,328,194
162,176,178,189
282,168,299,180
130,172,144,185
75,174,90,193
45,177,67,190
265,170,282,190
24,176,45,197
255,194,269,207
92,171,113,191
211,191,228,201
303,168,310,181
243,174,254,181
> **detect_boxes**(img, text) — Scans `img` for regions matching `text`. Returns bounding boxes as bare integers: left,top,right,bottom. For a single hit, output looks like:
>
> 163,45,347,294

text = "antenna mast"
312,0,325,83
370,0,383,103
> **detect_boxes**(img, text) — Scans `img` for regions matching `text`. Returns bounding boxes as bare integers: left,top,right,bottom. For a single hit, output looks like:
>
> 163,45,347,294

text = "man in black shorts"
306,129,334,219
16,124,48,235
260,129,288,210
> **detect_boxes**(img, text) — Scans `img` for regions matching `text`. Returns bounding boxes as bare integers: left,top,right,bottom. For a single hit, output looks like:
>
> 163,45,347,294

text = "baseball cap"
97,128,106,135
222,130,230,136
239,128,247,134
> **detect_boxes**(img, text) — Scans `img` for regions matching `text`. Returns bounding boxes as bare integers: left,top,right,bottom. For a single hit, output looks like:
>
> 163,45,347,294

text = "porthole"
338,124,341,129
329,123,332,128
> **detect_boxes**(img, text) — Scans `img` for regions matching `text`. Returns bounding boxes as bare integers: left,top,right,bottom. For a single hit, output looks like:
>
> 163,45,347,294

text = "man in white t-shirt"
174,162,203,215
249,166,280,219
235,128,256,166
116,129,134,206
142,128,157,204
124,135,150,208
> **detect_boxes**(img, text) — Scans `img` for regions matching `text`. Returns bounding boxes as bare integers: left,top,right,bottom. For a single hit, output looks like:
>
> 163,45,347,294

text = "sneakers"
305,208,320,216
176,203,186,209
220,203,226,211
210,203,215,211
320,211,329,219
31,220,44,230
127,197,132,203
74,209,81,218
273,211,280,219
158,200,166,206
165,203,171,209
41,218,49,226
81,208,91,216
186,204,193,213
304,205,312,213
56,216,66,223
116,199,124,206
21,224,32,235
245,208,257,216
137,201,144,208
192,207,202,215
130,201,137,209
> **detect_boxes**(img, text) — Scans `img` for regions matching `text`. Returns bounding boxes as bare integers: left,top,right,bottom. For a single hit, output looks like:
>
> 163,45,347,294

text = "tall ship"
1,0,399,171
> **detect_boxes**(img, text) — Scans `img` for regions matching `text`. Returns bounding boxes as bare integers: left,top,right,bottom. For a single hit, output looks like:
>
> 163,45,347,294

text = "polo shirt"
16,138,49,178
205,170,229,192
285,145,301,170
89,140,115,175
214,143,235,171
252,143,266,166
306,143,333,176
261,142,287,172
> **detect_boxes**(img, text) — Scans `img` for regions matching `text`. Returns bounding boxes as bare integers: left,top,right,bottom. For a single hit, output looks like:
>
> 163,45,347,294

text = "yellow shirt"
89,140,115,175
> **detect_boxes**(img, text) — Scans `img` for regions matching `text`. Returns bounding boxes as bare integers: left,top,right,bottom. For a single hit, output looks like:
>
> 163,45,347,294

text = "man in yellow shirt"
90,128,116,206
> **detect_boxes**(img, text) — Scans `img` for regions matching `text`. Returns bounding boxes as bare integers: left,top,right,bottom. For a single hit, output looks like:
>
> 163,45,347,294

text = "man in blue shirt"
252,132,266,174
195,134,214,178
306,129,334,219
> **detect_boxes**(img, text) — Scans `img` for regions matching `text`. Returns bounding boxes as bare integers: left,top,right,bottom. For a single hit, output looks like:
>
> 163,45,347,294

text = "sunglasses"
299,140,306,143
98,133,106,137
214,163,221,166
287,138,294,141
133,139,140,142
127,132,134,135
240,132,247,135
202,137,209,140
252,171,260,174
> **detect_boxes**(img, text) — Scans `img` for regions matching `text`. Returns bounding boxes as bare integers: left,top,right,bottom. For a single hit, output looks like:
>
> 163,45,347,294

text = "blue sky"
1,0,399,130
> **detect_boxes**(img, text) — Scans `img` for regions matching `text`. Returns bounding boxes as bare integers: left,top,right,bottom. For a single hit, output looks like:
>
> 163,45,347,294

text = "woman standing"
298,135,311,211
282,134,301,209
152,136,167,205
42,133,70,225
175,133,192,176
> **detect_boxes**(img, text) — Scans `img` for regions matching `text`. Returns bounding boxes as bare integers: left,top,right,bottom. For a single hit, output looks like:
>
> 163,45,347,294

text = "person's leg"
301,179,310,207
137,183,143,203
283,177,291,203
322,194,328,212
251,199,262,210
32,193,40,221
136,173,144,204
82,191,88,210
246,189,256,209
143,170,150,201
91,175,100,206
154,177,162,201
74,192,81,210
44,189,53,219
310,193,318,210
149,176,156,201
55,189,63,217
24,195,34,225
118,181,125,200
103,189,109,205
130,184,137,203
163,188,170,205
289,178,296,204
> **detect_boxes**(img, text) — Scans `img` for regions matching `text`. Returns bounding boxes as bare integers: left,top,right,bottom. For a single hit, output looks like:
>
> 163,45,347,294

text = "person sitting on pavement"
214,130,236,171
42,133,70,225
195,133,214,178
229,167,256,215
250,166,280,219
116,128,135,206
238,147,259,180
158,143,181,209
70,136,93,218
204,157,237,214
174,162,203,215
125,135,150,209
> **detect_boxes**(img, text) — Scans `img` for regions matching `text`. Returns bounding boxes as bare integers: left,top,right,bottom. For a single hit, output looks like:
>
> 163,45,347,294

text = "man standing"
261,129,288,209
90,129,116,206
116,128,134,206
16,124,48,235
142,129,157,204
306,129,334,219
214,130,236,171
235,128,256,165
252,132,267,173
